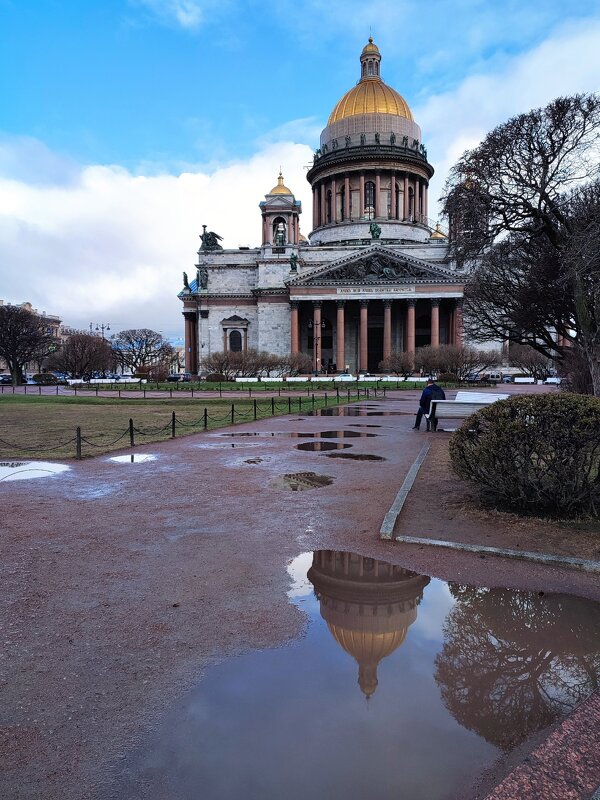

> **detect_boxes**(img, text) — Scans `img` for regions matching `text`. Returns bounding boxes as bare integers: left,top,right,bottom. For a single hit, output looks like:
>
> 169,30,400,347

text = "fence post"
325,392,328,406
204,407,208,429
298,397,302,413
56,384,59,396
76,426,82,460
129,418,134,447
253,399,257,420
39,385,42,396
143,388,146,399
249,387,252,398
74,386,77,396
271,396,275,415
347,388,350,402
171,410,176,438
24,384,27,395
219,382,222,398
312,393,315,409
288,396,292,413
170,388,173,399
336,387,339,401
231,403,235,425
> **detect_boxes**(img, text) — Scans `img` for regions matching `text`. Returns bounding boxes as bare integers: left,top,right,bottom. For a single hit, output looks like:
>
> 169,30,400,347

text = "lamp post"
89,322,111,339
308,319,326,375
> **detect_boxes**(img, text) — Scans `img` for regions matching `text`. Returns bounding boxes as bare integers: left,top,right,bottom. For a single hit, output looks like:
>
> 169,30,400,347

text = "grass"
0,393,352,460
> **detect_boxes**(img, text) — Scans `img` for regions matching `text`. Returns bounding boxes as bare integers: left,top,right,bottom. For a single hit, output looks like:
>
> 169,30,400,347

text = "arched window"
229,330,242,352
326,190,332,224
368,62,373,75
272,217,286,246
364,181,375,220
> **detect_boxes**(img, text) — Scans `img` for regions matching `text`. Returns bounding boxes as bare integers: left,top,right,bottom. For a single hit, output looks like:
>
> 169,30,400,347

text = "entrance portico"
287,245,464,372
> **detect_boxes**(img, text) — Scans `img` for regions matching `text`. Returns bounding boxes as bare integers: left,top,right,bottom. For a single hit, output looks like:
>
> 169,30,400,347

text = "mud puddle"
295,442,352,452
269,472,334,490
310,406,404,416
217,430,377,438
0,461,70,481
109,454,157,464
324,452,386,461
111,550,600,800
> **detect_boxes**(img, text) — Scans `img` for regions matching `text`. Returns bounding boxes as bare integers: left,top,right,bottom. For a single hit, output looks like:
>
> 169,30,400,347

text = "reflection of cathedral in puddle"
308,550,430,697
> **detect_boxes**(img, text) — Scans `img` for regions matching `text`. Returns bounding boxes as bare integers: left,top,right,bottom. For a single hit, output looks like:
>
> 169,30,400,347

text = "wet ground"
1,386,599,800
110,550,600,800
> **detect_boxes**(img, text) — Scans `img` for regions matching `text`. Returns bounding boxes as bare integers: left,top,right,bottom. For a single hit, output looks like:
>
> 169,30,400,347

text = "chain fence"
1,387,375,460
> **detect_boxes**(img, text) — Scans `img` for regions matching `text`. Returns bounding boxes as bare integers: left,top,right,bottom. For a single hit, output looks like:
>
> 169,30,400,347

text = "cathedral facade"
179,39,465,374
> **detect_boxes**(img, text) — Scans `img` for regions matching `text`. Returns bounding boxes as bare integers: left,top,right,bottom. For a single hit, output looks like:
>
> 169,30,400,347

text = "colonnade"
312,170,429,229
290,298,464,372
183,311,198,374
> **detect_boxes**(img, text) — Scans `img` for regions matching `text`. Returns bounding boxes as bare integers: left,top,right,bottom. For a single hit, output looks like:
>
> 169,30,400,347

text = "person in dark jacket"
413,379,446,430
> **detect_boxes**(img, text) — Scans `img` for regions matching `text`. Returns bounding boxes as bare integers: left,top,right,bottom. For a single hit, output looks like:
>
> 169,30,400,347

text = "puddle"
295,442,352,452
244,457,266,464
349,423,382,428
324,452,386,461
270,472,334,490
111,550,600,799
217,431,376,438
310,406,402,417
0,461,70,481
109,454,157,464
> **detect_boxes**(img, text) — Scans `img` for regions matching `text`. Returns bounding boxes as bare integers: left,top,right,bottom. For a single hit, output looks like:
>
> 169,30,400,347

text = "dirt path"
1,388,598,800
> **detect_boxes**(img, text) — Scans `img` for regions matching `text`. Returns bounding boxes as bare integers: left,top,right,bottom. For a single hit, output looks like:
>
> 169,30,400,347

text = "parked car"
502,375,514,383
543,377,562,385
0,374,12,384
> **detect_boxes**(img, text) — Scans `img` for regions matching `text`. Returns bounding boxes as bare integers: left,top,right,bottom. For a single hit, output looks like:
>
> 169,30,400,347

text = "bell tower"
259,172,302,249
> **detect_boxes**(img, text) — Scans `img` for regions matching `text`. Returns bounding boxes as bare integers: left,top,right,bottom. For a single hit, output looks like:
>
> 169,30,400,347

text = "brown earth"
1,386,599,800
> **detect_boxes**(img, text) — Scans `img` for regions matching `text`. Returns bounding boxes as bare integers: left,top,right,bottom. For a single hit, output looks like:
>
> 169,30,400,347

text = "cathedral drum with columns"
179,39,465,375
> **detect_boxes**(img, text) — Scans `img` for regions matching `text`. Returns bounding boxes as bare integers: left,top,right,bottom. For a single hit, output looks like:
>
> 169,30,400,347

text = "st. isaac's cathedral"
179,39,465,375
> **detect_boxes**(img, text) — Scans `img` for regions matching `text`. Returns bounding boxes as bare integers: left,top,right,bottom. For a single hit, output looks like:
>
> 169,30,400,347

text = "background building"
179,39,465,374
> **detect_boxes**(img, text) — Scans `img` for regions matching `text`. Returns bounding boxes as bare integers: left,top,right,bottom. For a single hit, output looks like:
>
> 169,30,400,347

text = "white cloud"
414,17,600,216
0,140,313,336
131,0,216,29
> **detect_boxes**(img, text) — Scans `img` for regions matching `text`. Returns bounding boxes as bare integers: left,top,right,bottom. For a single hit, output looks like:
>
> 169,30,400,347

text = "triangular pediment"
263,195,295,208
287,245,459,286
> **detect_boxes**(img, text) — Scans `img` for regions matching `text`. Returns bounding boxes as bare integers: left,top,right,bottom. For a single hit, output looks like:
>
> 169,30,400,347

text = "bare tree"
442,94,600,393
508,344,553,381
0,304,56,385
278,352,313,377
414,345,500,381
112,329,174,374
48,334,114,378
378,350,414,377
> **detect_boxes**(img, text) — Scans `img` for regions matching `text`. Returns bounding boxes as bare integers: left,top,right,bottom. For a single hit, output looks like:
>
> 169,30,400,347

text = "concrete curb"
393,535,600,574
380,443,430,539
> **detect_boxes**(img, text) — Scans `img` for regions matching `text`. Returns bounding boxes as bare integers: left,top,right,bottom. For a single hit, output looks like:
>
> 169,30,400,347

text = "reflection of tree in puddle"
308,550,429,697
434,585,600,750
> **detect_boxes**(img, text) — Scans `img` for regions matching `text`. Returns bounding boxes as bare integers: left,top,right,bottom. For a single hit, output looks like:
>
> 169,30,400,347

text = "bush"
32,373,58,384
438,372,457,383
449,394,600,516
204,373,227,382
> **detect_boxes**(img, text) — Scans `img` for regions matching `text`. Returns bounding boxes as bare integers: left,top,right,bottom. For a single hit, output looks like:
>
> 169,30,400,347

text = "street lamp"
90,322,111,339
308,319,326,374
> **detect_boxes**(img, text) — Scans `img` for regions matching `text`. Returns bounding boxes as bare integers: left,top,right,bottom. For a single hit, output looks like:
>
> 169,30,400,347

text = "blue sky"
1,0,600,334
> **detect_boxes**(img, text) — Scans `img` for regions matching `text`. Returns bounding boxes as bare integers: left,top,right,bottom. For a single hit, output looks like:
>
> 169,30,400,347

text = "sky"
1,0,599,337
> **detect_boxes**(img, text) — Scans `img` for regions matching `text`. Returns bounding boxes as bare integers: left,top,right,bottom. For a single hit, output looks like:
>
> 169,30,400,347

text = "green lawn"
0,394,345,460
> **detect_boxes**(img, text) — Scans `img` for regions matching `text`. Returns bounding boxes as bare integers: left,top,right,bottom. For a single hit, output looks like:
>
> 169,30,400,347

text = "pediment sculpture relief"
320,254,432,283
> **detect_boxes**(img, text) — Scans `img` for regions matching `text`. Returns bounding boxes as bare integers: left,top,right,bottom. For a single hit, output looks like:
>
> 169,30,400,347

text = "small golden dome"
269,172,292,195
430,223,447,240
361,36,380,56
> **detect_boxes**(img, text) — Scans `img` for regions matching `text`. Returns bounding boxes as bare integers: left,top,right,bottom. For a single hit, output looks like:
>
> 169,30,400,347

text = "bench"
427,392,509,432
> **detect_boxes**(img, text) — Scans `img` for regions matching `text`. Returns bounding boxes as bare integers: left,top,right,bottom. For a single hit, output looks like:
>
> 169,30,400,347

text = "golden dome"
269,172,292,195
430,223,447,240
328,80,413,124
361,36,380,56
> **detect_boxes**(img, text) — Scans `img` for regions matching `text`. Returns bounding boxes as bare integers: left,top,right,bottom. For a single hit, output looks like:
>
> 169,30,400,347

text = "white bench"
427,392,509,431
